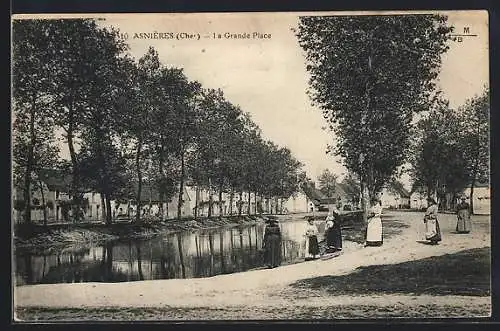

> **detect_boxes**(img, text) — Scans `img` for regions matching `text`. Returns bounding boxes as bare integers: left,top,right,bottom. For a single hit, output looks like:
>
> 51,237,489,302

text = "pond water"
14,220,358,286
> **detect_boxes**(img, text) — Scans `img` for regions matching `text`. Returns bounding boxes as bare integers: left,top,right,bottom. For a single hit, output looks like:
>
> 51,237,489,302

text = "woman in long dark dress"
324,208,342,254
456,195,472,233
263,219,282,268
424,197,442,245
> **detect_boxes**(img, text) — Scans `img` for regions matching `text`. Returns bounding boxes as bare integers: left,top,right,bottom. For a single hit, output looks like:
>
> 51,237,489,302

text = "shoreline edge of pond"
14,213,320,255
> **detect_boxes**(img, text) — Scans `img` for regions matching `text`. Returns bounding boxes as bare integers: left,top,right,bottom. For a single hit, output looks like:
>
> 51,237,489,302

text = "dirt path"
14,211,491,319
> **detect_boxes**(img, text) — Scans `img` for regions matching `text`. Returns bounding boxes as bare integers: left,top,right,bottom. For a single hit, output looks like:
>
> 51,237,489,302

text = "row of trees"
12,19,304,225
410,88,489,212
297,14,489,218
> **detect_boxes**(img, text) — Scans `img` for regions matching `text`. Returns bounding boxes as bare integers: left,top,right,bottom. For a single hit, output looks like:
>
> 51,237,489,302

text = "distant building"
409,186,429,210
409,182,490,215
380,181,411,209
126,182,192,219
462,182,490,215
12,169,111,223
283,190,314,214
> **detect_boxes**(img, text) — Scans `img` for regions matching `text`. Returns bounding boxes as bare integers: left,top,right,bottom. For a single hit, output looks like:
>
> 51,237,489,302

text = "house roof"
386,181,410,198
301,185,325,202
38,169,73,192
131,182,191,203
300,182,359,205
333,183,349,198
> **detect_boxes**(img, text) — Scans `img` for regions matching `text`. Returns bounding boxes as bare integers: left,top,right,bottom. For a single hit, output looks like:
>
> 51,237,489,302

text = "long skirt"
326,225,342,253
304,235,320,259
263,234,282,267
456,210,472,233
366,217,383,246
425,219,442,243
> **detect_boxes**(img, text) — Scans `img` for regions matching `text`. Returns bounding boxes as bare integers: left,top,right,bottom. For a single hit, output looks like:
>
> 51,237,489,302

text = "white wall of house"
380,188,410,209
283,191,310,214
185,186,282,216
410,191,428,210
462,186,490,215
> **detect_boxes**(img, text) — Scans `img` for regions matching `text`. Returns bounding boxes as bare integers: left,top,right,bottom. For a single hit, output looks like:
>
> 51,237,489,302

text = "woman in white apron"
424,197,442,244
303,218,320,260
365,198,383,247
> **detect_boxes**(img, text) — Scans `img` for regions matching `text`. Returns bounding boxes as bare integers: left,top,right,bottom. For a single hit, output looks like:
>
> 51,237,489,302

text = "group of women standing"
422,195,472,245
263,194,473,268
304,208,343,260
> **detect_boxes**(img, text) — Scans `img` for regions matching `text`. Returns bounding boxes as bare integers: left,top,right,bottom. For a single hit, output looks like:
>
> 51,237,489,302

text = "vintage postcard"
11,11,490,321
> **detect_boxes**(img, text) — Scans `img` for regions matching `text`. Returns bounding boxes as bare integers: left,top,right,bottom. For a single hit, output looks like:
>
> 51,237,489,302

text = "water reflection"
15,221,323,286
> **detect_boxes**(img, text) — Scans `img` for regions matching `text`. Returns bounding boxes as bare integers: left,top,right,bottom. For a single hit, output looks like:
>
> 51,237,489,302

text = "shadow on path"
343,218,410,245
290,247,490,297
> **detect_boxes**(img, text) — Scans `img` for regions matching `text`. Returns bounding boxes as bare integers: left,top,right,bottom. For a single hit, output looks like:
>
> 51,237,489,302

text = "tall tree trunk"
218,180,223,218
158,140,165,220
359,55,374,226
469,177,476,215
67,109,81,223
100,192,106,221
194,186,199,219
105,195,112,225
254,192,258,215
177,149,185,219
247,192,251,215
135,139,143,223
38,179,47,226
238,190,243,216
360,180,369,225
469,143,481,215
229,188,234,215
208,179,214,218
23,98,37,225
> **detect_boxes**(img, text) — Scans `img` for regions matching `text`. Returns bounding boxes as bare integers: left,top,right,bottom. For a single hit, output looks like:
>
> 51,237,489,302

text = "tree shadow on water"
291,248,490,297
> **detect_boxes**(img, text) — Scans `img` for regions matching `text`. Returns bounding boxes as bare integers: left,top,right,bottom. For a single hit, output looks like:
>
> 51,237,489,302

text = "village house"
380,181,411,209
12,169,196,223
332,182,360,211
294,181,361,213
120,182,193,220
409,182,490,215
12,169,106,223
462,182,490,215
282,189,314,214
409,186,428,210
184,186,284,216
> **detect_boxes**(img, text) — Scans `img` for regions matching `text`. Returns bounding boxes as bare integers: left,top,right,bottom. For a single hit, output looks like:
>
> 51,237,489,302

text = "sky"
18,11,488,189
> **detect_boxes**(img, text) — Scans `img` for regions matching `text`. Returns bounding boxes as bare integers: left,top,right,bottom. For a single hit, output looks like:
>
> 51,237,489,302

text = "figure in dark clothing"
263,219,282,268
324,208,342,254
455,195,472,233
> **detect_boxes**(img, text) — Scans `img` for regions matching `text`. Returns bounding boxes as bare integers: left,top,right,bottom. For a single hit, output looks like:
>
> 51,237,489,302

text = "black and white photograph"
11,11,490,321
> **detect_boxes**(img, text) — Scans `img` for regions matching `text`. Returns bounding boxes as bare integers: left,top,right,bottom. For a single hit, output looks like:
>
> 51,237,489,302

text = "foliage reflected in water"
15,222,312,285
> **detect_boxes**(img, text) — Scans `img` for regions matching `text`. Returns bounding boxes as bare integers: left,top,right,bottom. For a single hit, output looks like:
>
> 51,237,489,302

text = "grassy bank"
14,215,265,254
